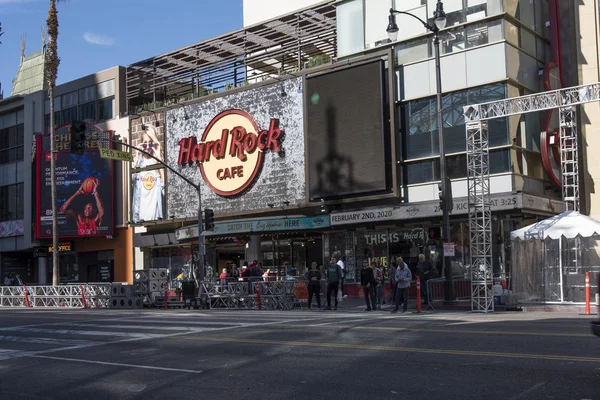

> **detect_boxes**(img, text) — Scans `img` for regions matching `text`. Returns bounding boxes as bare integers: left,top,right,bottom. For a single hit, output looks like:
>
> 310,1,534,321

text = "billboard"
130,117,166,223
166,77,305,218
306,60,391,200
36,123,114,239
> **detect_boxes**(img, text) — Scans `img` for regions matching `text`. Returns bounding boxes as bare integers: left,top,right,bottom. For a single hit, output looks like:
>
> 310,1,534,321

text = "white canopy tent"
510,211,600,303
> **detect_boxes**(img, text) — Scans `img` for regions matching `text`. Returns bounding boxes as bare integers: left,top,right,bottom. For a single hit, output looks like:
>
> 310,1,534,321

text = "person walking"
361,262,376,311
373,262,384,310
325,257,342,310
392,259,412,314
306,262,322,310
4,273,13,286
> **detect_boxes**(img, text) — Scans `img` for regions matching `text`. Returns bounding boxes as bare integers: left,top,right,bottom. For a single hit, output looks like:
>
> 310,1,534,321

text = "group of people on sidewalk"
305,253,438,313
306,254,347,310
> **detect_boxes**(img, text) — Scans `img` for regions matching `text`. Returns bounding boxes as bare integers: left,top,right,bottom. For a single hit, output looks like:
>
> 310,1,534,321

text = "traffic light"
204,208,214,231
438,176,453,212
70,120,86,156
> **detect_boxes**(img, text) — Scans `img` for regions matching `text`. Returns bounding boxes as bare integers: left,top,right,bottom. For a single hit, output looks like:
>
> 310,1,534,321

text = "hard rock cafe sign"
177,110,283,196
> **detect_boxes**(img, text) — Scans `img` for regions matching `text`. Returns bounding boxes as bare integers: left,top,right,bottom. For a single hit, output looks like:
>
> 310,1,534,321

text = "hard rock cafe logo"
141,172,156,190
406,206,420,217
177,109,283,196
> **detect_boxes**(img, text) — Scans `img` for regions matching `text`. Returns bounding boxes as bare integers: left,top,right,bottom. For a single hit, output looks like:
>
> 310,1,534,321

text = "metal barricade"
426,277,472,310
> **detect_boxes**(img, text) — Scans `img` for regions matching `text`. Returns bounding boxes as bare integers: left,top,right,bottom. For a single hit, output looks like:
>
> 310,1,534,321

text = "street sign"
443,242,455,257
99,147,133,162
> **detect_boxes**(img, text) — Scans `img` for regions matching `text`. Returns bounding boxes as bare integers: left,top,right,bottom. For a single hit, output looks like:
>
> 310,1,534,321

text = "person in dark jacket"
306,262,322,310
361,261,376,311
325,257,342,310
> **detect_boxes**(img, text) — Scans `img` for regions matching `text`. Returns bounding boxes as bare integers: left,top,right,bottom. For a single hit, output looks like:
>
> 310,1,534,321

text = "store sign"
330,193,563,226
364,228,424,244
177,109,283,196
175,216,330,240
48,241,73,253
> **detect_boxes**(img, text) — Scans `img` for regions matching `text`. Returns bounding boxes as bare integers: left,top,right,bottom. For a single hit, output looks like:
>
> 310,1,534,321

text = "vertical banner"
36,123,114,238
130,116,166,223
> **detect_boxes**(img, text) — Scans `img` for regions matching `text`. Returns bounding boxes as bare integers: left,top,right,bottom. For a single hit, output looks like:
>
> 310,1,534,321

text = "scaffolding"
463,82,600,312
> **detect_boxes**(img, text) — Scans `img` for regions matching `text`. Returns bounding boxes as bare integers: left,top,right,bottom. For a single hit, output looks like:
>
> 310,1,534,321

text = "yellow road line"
175,336,600,363
263,323,592,338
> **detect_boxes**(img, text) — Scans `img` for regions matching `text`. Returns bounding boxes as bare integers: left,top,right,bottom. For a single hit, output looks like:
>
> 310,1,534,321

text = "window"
62,107,78,123
0,110,24,165
405,160,434,184
0,183,24,221
79,102,96,122
97,97,114,121
402,83,508,160
45,111,63,132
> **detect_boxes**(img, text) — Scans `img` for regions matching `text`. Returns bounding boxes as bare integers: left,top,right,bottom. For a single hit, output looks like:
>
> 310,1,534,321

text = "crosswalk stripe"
0,335,98,346
3,327,166,338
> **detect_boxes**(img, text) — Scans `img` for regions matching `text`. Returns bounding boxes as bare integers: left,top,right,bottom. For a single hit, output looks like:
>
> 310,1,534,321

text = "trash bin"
181,280,196,310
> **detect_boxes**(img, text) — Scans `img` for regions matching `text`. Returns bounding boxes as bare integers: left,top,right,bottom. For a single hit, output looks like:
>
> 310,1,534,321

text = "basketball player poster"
35,124,114,239
131,120,166,223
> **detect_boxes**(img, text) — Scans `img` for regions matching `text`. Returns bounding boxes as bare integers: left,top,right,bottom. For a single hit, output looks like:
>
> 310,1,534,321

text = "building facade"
120,0,585,297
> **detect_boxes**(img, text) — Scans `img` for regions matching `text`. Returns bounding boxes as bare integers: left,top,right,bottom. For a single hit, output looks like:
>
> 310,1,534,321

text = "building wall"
576,0,600,220
243,0,324,26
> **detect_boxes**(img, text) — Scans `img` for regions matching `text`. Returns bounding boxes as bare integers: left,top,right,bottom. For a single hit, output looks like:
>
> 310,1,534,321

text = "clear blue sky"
0,0,243,95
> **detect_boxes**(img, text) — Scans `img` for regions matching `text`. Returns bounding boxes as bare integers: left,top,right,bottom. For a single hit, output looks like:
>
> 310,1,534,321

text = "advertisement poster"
36,123,114,239
130,120,166,223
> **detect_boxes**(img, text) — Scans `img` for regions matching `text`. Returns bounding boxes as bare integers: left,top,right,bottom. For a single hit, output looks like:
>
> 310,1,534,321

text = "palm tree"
0,22,4,44
45,0,65,286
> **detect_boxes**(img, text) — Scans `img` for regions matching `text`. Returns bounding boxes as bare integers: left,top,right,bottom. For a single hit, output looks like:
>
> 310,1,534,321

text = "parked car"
592,321,600,338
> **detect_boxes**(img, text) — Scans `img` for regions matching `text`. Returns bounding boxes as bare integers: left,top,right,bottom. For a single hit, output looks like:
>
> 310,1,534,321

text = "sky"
0,0,243,96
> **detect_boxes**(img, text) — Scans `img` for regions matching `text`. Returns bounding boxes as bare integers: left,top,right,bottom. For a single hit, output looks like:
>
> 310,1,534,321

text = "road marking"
0,335,98,346
29,355,203,374
176,336,600,363
4,327,164,338
509,382,546,400
309,318,367,326
264,323,593,338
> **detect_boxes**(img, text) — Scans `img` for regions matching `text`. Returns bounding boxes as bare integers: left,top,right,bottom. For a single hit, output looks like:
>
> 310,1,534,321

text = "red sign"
177,109,283,196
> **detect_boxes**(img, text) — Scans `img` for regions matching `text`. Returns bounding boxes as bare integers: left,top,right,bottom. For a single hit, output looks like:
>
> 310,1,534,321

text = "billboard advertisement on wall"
166,77,305,218
130,115,167,223
36,123,114,239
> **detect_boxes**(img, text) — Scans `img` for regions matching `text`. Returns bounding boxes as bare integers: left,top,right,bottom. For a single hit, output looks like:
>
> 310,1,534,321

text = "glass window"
403,83,508,160
97,97,114,120
406,159,434,184
336,0,365,57
0,183,24,221
97,79,115,99
490,149,511,174
465,19,503,48
79,86,97,103
62,107,78,123
79,102,96,123
62,91,78,109
396,37,430,65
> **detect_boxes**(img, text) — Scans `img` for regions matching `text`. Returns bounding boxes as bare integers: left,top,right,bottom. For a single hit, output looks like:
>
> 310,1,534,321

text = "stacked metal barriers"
204,279,307,310
0,283,141,309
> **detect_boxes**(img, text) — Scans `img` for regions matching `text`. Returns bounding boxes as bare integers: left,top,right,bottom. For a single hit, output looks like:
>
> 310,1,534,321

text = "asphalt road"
0,306,598,400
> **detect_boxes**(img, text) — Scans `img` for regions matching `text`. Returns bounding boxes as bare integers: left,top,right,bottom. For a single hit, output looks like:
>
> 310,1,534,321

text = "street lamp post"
387,1,455,302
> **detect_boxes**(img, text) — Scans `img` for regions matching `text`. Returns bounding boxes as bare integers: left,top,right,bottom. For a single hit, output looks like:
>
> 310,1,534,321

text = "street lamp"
387,2,455,302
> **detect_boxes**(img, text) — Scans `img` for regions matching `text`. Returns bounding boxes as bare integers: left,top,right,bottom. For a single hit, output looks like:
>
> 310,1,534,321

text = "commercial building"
0,37,132,284
120,0,588,297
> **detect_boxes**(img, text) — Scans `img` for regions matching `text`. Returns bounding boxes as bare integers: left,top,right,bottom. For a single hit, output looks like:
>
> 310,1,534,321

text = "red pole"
23,285,31,308
164,282,168,310
416,276,421,313
585,272,590,315
79,284,88,309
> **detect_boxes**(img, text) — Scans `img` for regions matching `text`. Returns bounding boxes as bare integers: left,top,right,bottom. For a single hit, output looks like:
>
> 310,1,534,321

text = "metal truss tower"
463,82,600,312
466,120,493,312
